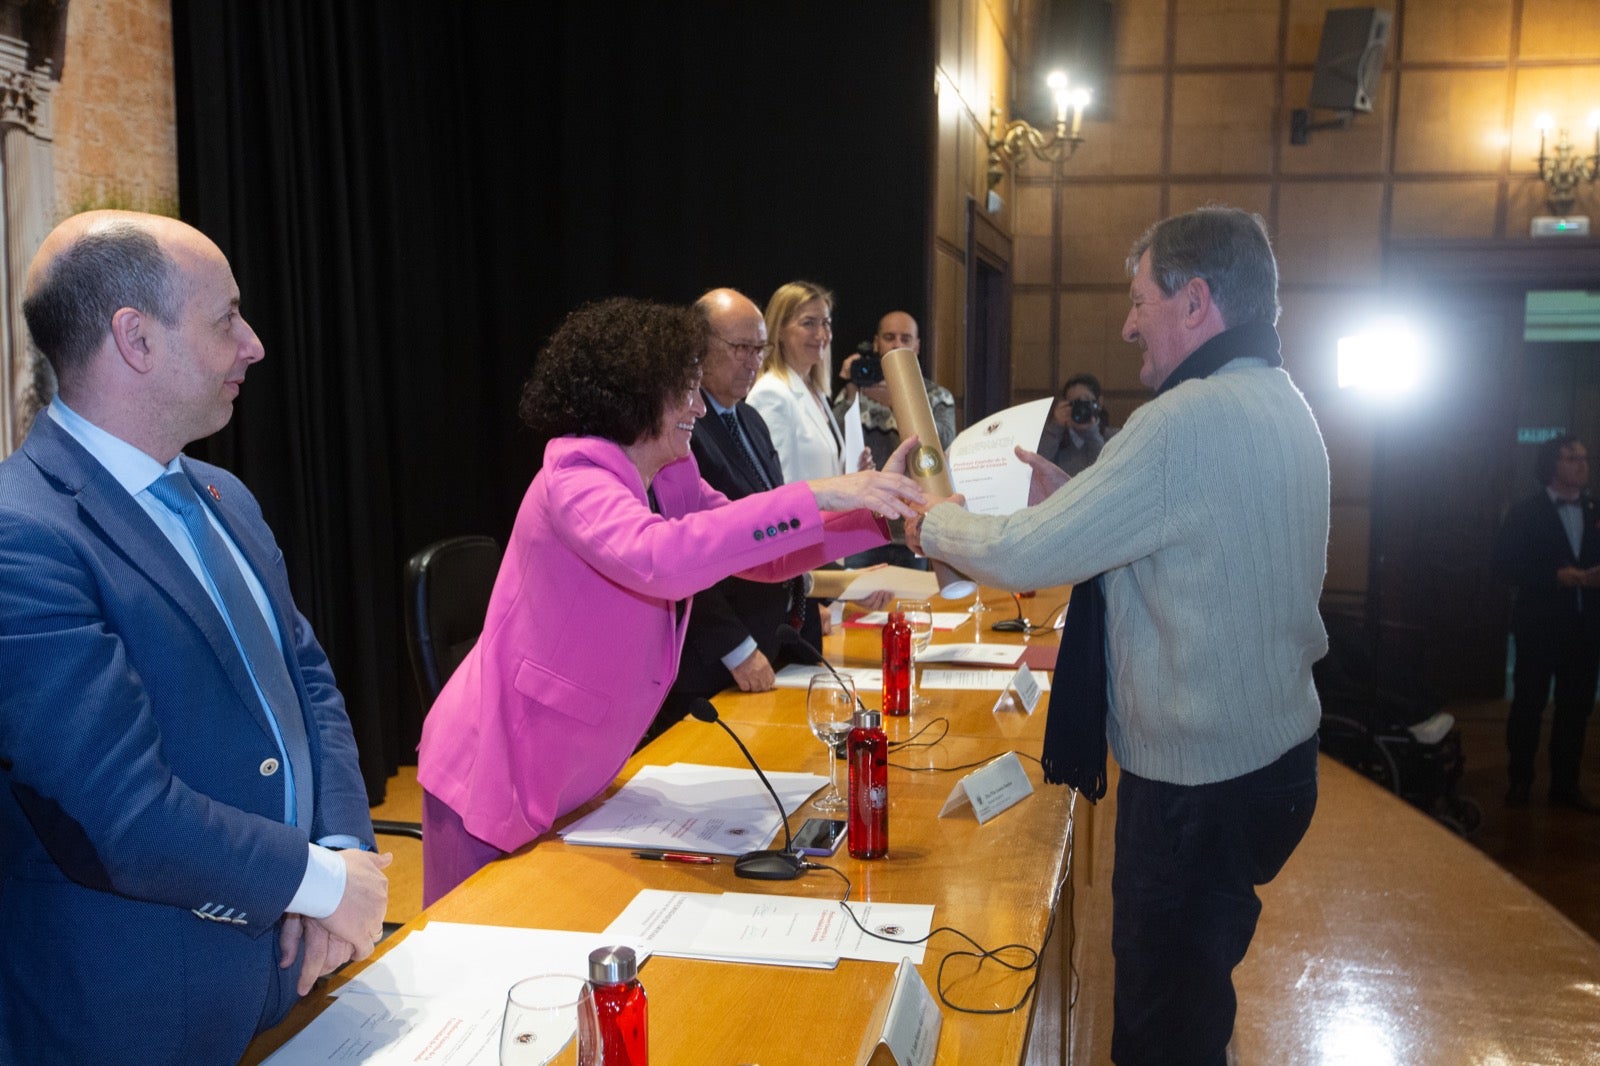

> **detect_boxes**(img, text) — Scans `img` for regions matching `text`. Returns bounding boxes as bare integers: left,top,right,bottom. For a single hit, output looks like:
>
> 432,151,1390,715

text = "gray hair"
23,221,180,385
1126,207,1279,327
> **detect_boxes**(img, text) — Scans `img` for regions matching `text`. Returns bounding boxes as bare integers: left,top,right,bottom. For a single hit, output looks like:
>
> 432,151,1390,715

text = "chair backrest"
403,534,502,710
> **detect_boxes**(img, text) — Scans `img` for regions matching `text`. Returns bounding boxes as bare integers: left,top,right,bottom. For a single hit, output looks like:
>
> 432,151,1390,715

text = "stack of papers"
557,763,825,855
774,663,885,691
605,889,934,969
850,610,972,630
915,644,1023,666
833,565,941,602
265,925,650,1065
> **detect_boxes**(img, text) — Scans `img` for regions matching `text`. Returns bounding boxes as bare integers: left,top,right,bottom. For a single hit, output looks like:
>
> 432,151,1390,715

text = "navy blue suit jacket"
0,415,373,1063
1493,490,1600,640
671,396,802,700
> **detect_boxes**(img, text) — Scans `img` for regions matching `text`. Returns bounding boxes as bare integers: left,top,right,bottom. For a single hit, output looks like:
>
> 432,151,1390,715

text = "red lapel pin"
207,485,221,501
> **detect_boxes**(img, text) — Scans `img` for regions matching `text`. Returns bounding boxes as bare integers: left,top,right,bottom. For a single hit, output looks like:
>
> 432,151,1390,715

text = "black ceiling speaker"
1308,7,1393,114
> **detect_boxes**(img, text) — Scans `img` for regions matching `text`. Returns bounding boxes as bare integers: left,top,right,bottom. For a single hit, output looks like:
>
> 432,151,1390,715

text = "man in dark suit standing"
0,211,390,1062
657,288,816,729
1493,434,1600,811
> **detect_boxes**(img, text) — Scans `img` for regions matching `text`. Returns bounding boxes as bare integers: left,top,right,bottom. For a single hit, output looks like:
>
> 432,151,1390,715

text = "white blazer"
747,365,847,483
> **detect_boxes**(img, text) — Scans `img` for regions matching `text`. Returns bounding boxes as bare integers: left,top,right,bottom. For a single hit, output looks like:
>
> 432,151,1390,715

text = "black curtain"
171,1,933,801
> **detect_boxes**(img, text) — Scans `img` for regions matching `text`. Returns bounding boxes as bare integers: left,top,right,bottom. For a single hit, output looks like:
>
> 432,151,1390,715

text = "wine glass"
899,598,935,708
806,672,857,812
501,974,585,1066
967,586,996,637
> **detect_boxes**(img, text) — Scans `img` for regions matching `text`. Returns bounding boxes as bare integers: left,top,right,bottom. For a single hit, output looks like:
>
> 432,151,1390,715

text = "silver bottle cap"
587,944,639,984
854,708,882,729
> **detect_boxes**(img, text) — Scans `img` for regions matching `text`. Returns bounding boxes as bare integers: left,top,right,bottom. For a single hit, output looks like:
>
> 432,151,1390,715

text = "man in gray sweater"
909,207,1329,1065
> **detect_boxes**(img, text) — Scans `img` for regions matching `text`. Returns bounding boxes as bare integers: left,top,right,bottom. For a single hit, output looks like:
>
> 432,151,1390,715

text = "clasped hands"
279,848,393,996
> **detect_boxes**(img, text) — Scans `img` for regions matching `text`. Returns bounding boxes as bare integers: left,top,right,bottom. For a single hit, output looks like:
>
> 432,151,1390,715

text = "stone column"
0,32,54,457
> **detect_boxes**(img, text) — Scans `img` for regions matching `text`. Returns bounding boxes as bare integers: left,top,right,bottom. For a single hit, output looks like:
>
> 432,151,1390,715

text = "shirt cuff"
286,844,349,919
720,637,759,671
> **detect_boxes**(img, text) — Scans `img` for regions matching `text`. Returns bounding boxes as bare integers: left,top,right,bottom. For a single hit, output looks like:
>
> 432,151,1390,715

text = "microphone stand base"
734,850,808,881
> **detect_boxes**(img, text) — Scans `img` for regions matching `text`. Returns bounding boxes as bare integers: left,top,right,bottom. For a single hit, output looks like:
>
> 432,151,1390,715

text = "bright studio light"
1337,317,1426,395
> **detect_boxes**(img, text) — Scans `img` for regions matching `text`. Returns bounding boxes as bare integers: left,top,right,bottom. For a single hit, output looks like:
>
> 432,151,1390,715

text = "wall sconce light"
986,71,1091,189
1535,112,1600,217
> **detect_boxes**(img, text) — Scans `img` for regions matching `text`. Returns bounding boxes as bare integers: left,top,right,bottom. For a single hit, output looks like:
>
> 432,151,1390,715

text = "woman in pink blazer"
417,298,924,902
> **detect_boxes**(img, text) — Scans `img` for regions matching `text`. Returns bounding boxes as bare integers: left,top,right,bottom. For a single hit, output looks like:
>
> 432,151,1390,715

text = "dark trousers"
1110,735,1319,1066
1507,625,1600,793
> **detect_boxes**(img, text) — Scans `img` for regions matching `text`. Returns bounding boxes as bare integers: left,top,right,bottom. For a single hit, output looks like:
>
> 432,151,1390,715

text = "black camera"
849,341,884,386
1070,397,1101,425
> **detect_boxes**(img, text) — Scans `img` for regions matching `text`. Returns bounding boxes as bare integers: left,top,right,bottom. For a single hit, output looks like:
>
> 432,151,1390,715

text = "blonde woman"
747,281,873,482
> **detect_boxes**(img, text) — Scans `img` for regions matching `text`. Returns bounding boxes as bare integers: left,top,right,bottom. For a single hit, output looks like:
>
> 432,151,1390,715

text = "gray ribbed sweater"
924,359,1330,785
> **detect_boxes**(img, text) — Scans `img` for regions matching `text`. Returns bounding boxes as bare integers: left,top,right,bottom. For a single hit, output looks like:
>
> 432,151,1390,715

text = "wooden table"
244,580,1600,1064
243,593,1076,1065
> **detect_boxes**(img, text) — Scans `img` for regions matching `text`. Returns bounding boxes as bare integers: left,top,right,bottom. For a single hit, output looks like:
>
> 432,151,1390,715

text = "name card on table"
938,751,1034,825
857,958,942,1066
990,663,1043,714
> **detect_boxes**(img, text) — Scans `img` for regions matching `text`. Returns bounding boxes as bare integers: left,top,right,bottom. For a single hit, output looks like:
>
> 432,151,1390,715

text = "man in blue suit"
0,211,390,1063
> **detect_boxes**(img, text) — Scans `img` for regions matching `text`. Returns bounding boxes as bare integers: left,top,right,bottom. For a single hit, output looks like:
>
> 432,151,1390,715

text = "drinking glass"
501,973,586,1066
899,598,935,708
967,587,996,636
806,672,857,812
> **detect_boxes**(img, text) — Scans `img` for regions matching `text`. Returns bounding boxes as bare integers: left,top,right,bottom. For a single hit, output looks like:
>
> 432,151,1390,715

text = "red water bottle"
578,945,647,1066
847,708,888,859
882,610,912,716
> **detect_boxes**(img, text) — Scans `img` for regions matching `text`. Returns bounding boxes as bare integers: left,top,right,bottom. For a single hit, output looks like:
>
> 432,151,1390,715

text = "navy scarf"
1039,320,1283,799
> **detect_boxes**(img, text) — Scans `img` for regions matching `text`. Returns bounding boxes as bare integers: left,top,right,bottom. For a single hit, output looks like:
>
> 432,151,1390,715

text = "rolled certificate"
881,347,978,600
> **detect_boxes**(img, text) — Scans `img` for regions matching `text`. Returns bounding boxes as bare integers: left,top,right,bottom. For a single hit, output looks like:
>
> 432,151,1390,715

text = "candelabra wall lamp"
986,70,1091,190
1535,112,1600,217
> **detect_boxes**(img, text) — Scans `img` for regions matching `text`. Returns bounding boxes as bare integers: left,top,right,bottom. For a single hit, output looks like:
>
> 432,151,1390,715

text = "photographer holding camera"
1038,372,1117,477
835,310,957,468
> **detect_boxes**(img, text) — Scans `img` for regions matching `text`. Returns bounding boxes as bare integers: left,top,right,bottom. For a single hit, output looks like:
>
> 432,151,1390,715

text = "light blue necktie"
147,471,312,828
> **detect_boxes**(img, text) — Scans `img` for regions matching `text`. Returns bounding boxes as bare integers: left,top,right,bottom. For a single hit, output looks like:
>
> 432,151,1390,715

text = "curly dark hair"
518,297,706,445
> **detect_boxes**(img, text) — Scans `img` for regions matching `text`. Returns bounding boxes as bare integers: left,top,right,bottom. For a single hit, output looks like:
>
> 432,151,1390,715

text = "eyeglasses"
712,334,771,359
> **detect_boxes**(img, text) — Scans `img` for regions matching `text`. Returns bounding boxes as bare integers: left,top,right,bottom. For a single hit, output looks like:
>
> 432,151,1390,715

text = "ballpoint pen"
630,851,720,865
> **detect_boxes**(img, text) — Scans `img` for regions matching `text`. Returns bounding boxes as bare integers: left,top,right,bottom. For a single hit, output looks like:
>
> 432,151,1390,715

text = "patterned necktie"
147,472,312,828
720,411,772,490
719,410,805,627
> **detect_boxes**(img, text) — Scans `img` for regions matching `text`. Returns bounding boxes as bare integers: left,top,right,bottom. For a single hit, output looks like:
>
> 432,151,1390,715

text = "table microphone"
687,698,808,881
775,623,870,716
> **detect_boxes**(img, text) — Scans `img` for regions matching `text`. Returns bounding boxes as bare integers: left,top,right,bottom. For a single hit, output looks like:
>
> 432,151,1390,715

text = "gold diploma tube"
881,347,977,600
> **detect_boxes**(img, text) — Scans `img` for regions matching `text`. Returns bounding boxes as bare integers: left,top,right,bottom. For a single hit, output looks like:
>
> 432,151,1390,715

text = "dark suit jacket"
0,415,374,1064
1492,489,1600,640
669,395,816,702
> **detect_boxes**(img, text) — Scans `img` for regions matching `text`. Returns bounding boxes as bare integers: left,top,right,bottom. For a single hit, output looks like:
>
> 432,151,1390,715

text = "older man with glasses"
651,288,816,734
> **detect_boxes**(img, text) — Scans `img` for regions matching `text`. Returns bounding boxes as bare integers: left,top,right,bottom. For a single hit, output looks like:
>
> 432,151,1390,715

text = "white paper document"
919,668,1051,691
844,394,866,471
774,663,885,692
837,565,941,602
946,397,1054,516
264,988,502,1065
914,643,1022,666
335,924,644,1003
558,763,824,855
603,889,933,969
850,610,970,631
268,923,656,1065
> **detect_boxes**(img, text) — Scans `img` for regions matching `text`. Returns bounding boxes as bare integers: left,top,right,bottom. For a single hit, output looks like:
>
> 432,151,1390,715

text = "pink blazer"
416,435,886,853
